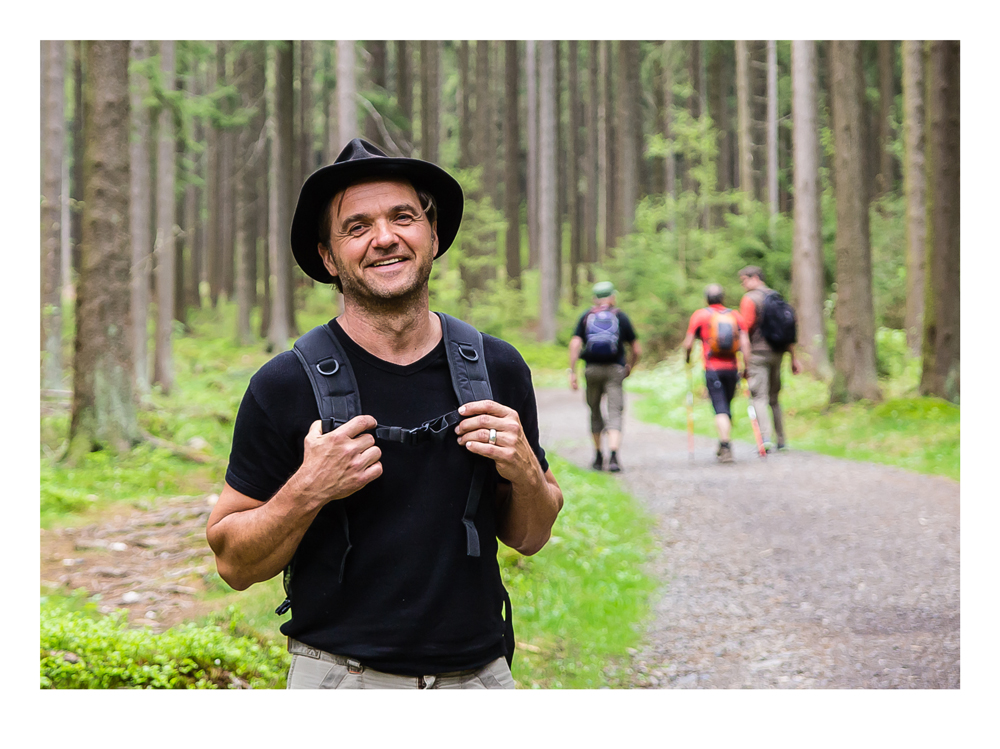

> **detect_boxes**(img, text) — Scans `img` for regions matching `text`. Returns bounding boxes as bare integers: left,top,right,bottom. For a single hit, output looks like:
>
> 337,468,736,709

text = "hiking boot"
716,442,724,457
776,441,787,452
608,452,621,472
592,451,604,471
717,443,734,464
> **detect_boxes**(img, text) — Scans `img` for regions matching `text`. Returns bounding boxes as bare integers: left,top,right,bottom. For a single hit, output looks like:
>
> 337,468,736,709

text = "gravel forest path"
535,387,960,689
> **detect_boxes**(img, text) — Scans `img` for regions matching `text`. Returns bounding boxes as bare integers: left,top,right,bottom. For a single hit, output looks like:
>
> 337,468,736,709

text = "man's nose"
371,217,397,248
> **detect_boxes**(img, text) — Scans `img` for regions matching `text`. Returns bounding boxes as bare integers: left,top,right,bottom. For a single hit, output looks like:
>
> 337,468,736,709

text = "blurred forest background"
39,40,960,689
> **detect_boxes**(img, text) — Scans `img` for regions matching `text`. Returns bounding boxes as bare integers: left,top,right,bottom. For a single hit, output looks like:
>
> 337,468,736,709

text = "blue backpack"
584,307,621,361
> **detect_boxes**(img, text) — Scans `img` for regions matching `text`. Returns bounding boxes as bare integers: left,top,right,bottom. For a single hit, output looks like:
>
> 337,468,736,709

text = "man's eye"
394,214,414,223
349,224,366,235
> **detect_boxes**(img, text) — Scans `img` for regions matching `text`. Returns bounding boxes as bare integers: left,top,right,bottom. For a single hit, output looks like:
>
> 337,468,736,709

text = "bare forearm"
497,467,563,556
208,477,325,590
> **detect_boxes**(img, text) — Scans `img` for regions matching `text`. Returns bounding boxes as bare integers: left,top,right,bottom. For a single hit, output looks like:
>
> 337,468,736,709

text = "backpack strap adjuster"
316,358,340,376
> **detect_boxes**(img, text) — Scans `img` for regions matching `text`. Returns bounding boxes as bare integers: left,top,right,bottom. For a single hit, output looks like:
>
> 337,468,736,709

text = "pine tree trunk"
735,40,754,198
603,41,618,250
458,41,472,168
876,40,895,195
538,41,558,343
617,40,639,239
69,39,139,458
269,41,294,350
791,40,831,379
829,40,880,403
206,43,221,307
41,39,66,391
153,40,177,394
300,40,315,181
395,41,412,154
174,113,188,331
902,40,927,356
127,40,151,392
503,40,521,288
235,44,255,345
662,42,676,229
362,40,385,145
920,41,960,401
419,41,439,162
709,42,729,224
219,43,235,301
526,40,539,269
597,41,609,256
337,40,357,148
766,40,779,225
585,40,599,269
475,41,493,192
568,39,581,305
70,41,84,281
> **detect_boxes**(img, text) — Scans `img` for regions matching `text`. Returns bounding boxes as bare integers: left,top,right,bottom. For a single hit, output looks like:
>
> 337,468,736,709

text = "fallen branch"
140,430,217,465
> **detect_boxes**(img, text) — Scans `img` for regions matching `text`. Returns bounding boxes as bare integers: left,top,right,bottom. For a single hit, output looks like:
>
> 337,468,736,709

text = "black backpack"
758,291,798,351
275,312,515,667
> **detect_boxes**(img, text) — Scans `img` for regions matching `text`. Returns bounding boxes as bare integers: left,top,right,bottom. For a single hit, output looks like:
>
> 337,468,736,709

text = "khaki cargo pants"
746,348,785,447
584,362,626,434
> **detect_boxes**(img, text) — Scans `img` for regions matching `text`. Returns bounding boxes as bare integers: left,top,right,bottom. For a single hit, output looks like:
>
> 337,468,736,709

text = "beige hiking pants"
746,349,785,447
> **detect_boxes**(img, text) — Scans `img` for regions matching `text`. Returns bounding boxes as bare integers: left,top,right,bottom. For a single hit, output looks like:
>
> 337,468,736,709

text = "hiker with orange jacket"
682,284,751,463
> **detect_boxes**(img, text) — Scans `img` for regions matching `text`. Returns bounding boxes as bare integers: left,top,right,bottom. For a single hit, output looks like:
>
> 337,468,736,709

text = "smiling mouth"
370,258,405,268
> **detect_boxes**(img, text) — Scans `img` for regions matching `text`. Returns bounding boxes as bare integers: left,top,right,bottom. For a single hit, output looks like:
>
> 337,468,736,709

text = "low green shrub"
40,598,289,689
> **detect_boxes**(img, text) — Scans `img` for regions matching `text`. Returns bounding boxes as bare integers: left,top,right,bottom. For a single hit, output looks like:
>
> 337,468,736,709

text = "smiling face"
318,178,438,307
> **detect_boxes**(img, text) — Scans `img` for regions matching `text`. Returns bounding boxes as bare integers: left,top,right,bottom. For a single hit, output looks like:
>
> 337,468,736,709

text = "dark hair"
705,284,725,305
739,265,764,281
317,184,438,292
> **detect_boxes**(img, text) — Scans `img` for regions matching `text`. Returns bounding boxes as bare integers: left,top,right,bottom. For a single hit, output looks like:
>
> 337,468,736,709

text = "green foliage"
41,597,289,689
500,456,656,688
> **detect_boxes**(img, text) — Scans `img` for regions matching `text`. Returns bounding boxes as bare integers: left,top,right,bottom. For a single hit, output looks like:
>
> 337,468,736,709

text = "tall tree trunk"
458,41,472,168
568,39,581,305
503,40,521,288
663,41,676,228
153,41,177,394
876,40,895,196
362,40,386,145
395,41,412,154
419,41,439,162
173,85,188,331
219,43,235,301
766,40,779,226
70,41,85,281
235,44,255,345
902,40,927,356
188,60,206,311
337,40,358,148
538,41,558,343
41,39,66,391
526,40,539,269
69,39,139,458
920,41,960,401
584,40,599,269
206,43,221,307
475,41,494,190
829,40,880,403
735,40,754,198
269,41,294,350
617,40,639,240
791,40,831,379
300,40,315,181
603,41,618,250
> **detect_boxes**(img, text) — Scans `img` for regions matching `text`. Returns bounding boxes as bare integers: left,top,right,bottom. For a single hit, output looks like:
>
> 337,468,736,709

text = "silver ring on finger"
488,428,497,445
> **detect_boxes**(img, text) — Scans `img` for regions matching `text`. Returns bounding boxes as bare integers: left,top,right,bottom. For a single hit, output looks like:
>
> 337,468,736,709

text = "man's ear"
430,221,439,256
318,243,339,280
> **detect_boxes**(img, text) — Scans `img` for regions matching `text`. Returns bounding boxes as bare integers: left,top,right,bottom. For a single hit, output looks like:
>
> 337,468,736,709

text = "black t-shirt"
225,318,548,676
573,307,637,366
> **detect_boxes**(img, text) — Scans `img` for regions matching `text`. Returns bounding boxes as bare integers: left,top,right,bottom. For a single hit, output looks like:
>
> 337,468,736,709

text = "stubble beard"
337,251,435,316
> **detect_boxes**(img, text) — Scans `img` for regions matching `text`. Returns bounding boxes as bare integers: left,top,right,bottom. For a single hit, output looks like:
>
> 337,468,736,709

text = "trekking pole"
742,374,767,458
686,361,695,463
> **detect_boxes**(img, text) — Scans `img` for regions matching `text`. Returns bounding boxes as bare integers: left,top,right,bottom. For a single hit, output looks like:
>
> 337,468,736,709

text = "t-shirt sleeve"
686,309,705,340
618,311,637,342
739,295,757,331
225,356,312,502
572,312,588,339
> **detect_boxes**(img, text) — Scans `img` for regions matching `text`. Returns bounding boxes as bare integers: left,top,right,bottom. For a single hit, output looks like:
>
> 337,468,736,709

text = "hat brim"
290,157,464,284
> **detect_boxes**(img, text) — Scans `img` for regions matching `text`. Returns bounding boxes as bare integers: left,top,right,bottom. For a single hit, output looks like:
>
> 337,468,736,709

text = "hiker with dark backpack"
738,265,802,452
206,139,563,689
682,284,751,463
568,282,640,472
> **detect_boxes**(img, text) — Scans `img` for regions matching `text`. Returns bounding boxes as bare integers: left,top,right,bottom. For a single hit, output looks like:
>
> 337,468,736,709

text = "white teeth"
372,258,403,267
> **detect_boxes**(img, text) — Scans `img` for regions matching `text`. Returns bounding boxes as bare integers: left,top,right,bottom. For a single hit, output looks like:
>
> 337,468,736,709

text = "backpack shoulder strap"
438,313,493,558
438,312,493,404
292,323,362,432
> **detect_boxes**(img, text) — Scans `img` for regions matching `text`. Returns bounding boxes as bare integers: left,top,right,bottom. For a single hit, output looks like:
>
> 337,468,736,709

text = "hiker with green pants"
568,282,641,472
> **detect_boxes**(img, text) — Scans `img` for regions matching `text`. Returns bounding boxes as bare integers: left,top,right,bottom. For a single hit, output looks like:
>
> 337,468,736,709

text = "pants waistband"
287,637,480,678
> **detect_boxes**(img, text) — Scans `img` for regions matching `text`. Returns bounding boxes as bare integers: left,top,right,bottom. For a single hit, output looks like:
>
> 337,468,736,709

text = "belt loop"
347,659,364,675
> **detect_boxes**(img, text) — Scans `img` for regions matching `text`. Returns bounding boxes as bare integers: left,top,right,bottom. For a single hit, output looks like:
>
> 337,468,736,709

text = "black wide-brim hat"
290,138,465,283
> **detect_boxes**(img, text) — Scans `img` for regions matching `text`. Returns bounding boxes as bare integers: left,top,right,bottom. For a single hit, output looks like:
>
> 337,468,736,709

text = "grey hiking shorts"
584,362,626,434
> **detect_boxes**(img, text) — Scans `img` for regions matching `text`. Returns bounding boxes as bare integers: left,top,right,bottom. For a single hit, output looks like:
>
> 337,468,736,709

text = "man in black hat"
207,139,563,689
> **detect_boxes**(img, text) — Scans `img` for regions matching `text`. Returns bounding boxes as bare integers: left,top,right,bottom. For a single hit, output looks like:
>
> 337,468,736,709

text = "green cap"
592,281,615,299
